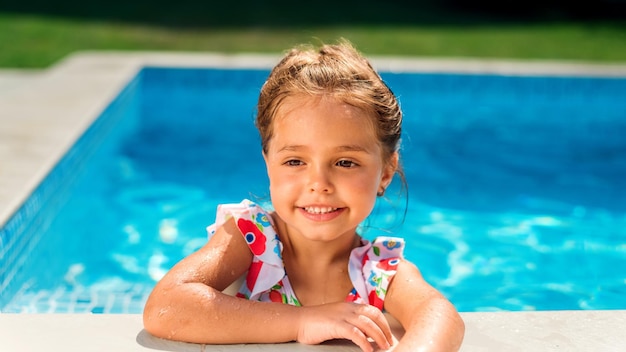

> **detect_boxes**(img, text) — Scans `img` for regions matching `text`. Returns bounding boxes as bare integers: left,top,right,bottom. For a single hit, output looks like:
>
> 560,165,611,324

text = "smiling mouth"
303,206,339,214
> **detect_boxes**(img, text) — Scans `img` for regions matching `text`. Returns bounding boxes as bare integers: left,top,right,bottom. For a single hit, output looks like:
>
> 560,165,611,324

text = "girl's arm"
384,260,465,351
143,218,392,351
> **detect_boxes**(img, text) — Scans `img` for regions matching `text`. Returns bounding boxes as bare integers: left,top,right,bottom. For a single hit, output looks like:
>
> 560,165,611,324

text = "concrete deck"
1,310,625,351
1,53,626,351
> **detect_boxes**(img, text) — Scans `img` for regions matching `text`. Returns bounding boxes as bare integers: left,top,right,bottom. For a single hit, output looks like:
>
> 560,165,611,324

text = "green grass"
2,4,626,68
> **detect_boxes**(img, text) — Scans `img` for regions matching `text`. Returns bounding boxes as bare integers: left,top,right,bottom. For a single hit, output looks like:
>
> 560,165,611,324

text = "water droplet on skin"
158,307,168,317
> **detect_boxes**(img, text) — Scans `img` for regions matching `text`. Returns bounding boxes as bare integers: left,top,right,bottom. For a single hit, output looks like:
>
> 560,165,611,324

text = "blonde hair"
255,40,402,163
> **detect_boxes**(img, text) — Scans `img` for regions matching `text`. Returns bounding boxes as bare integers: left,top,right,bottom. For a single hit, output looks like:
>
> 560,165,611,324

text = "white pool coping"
1,310,625,351
1,52,626,351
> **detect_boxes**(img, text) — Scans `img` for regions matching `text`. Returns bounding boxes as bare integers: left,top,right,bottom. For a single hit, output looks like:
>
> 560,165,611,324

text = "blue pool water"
1,67,625,313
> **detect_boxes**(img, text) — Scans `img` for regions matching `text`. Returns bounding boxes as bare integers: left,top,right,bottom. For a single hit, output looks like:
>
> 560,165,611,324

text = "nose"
308,165,333,194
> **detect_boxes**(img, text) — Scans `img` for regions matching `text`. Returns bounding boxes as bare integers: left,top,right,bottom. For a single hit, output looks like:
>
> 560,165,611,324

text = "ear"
380,152,399,189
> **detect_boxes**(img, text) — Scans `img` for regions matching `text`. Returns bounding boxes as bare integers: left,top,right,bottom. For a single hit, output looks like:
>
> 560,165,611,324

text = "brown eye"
284,159,304,166
336,160,358,168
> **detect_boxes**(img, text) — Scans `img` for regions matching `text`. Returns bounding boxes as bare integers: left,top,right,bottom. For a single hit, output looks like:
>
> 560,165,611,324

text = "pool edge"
0,310,624,351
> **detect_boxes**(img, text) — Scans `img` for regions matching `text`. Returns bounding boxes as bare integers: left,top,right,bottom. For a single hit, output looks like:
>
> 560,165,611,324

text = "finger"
368,308,394,345
342,325,374,352
353,305,393,346
351,313,391,350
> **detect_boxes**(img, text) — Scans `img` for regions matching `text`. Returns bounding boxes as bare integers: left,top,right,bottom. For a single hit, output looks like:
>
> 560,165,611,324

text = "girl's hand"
296,302,393,352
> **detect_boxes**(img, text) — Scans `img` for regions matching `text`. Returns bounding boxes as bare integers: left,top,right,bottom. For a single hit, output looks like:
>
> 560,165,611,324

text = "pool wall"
0,73,142,307
1,52,626,350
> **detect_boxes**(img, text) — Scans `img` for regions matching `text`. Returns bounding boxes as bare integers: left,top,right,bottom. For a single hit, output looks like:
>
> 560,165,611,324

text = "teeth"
304,207,337,214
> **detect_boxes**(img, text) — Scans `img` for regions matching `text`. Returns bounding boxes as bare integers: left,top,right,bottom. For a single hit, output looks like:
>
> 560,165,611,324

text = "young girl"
143,40,464,352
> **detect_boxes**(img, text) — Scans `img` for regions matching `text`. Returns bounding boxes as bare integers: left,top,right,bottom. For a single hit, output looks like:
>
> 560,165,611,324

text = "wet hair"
255,40,402,166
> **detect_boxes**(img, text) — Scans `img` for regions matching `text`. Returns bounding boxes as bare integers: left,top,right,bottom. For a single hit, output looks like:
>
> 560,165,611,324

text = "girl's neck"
271,212,361,306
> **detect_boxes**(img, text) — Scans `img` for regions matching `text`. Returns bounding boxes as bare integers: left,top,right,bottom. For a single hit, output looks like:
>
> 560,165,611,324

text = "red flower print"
361,253,370,266
368,290,384,310
246,260,263,291
269,290,284,303
377,258,400,271
346,288,360,303
237,218,267,256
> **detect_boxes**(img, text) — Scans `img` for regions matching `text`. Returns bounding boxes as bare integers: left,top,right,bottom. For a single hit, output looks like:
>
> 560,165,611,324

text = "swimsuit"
207,199,404,310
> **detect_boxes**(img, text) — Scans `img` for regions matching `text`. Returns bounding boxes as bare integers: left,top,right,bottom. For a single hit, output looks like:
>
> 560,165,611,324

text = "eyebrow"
277,144,370,153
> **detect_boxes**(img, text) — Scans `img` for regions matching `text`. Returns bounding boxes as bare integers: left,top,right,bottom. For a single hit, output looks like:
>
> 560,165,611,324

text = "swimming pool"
1,65,625,313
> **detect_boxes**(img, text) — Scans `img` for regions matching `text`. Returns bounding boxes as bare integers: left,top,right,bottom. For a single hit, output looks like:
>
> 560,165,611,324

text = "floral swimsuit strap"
347,237,404,310
206,200,287,300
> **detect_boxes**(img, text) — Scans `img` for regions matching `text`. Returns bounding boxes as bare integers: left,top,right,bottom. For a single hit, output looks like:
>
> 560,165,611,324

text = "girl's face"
263,95,397,243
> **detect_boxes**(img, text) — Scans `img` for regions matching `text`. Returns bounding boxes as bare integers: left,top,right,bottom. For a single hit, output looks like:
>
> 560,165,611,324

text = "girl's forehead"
275,94,372,122
276,94,327,114
269,95,381,150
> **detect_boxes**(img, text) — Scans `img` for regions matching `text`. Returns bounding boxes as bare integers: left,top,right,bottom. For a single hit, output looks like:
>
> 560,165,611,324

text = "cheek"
267,169,298,191
346,173,380,194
